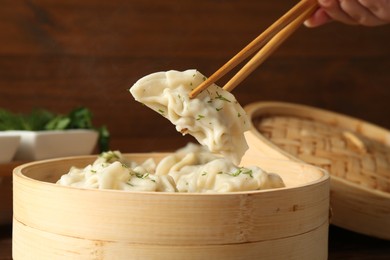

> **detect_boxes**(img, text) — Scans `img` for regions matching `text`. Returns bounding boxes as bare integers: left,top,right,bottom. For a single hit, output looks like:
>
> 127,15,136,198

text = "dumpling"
57,147,285,193
157,145,285,193
129,69,250,164
56,151,177,192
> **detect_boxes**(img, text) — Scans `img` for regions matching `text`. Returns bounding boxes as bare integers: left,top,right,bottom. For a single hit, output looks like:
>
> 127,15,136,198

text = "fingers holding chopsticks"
304,0,390,27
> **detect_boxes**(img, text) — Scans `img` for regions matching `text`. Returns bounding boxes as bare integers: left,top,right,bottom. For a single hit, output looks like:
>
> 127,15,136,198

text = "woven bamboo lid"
244,101,390,240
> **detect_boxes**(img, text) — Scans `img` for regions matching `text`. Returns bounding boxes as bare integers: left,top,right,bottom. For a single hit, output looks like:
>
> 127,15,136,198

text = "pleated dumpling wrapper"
129,69,250,164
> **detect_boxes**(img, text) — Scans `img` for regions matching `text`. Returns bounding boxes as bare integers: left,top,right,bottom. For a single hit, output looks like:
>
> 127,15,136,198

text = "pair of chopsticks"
189,0,319,98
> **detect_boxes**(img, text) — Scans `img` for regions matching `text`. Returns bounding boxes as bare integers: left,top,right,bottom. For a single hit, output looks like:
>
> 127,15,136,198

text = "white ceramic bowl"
9,130,98,161
0,132,21,163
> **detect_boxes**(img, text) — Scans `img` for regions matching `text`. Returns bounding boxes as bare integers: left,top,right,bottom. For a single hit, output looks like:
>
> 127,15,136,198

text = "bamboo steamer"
13,153,329,259
244,101,390,240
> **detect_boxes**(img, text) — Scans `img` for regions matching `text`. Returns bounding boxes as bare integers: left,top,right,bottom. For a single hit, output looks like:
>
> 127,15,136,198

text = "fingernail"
303,20,313,27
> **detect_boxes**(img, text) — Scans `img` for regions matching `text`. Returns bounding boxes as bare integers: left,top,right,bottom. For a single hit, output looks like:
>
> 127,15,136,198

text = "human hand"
304,0,390,27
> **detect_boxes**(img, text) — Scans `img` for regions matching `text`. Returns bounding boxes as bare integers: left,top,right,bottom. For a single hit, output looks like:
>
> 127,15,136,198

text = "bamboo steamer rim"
245,101,390,198
13,152,328,195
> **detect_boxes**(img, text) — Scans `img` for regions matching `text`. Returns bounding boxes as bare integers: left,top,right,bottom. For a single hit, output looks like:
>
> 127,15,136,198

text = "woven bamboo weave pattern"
255,116,390,192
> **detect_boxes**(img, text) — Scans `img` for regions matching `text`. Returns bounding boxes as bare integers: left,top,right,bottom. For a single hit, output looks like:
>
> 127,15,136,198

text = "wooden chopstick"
189,0,319,98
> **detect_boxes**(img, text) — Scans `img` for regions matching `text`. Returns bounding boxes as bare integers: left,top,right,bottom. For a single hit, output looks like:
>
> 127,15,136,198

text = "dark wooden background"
1,0,389,153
